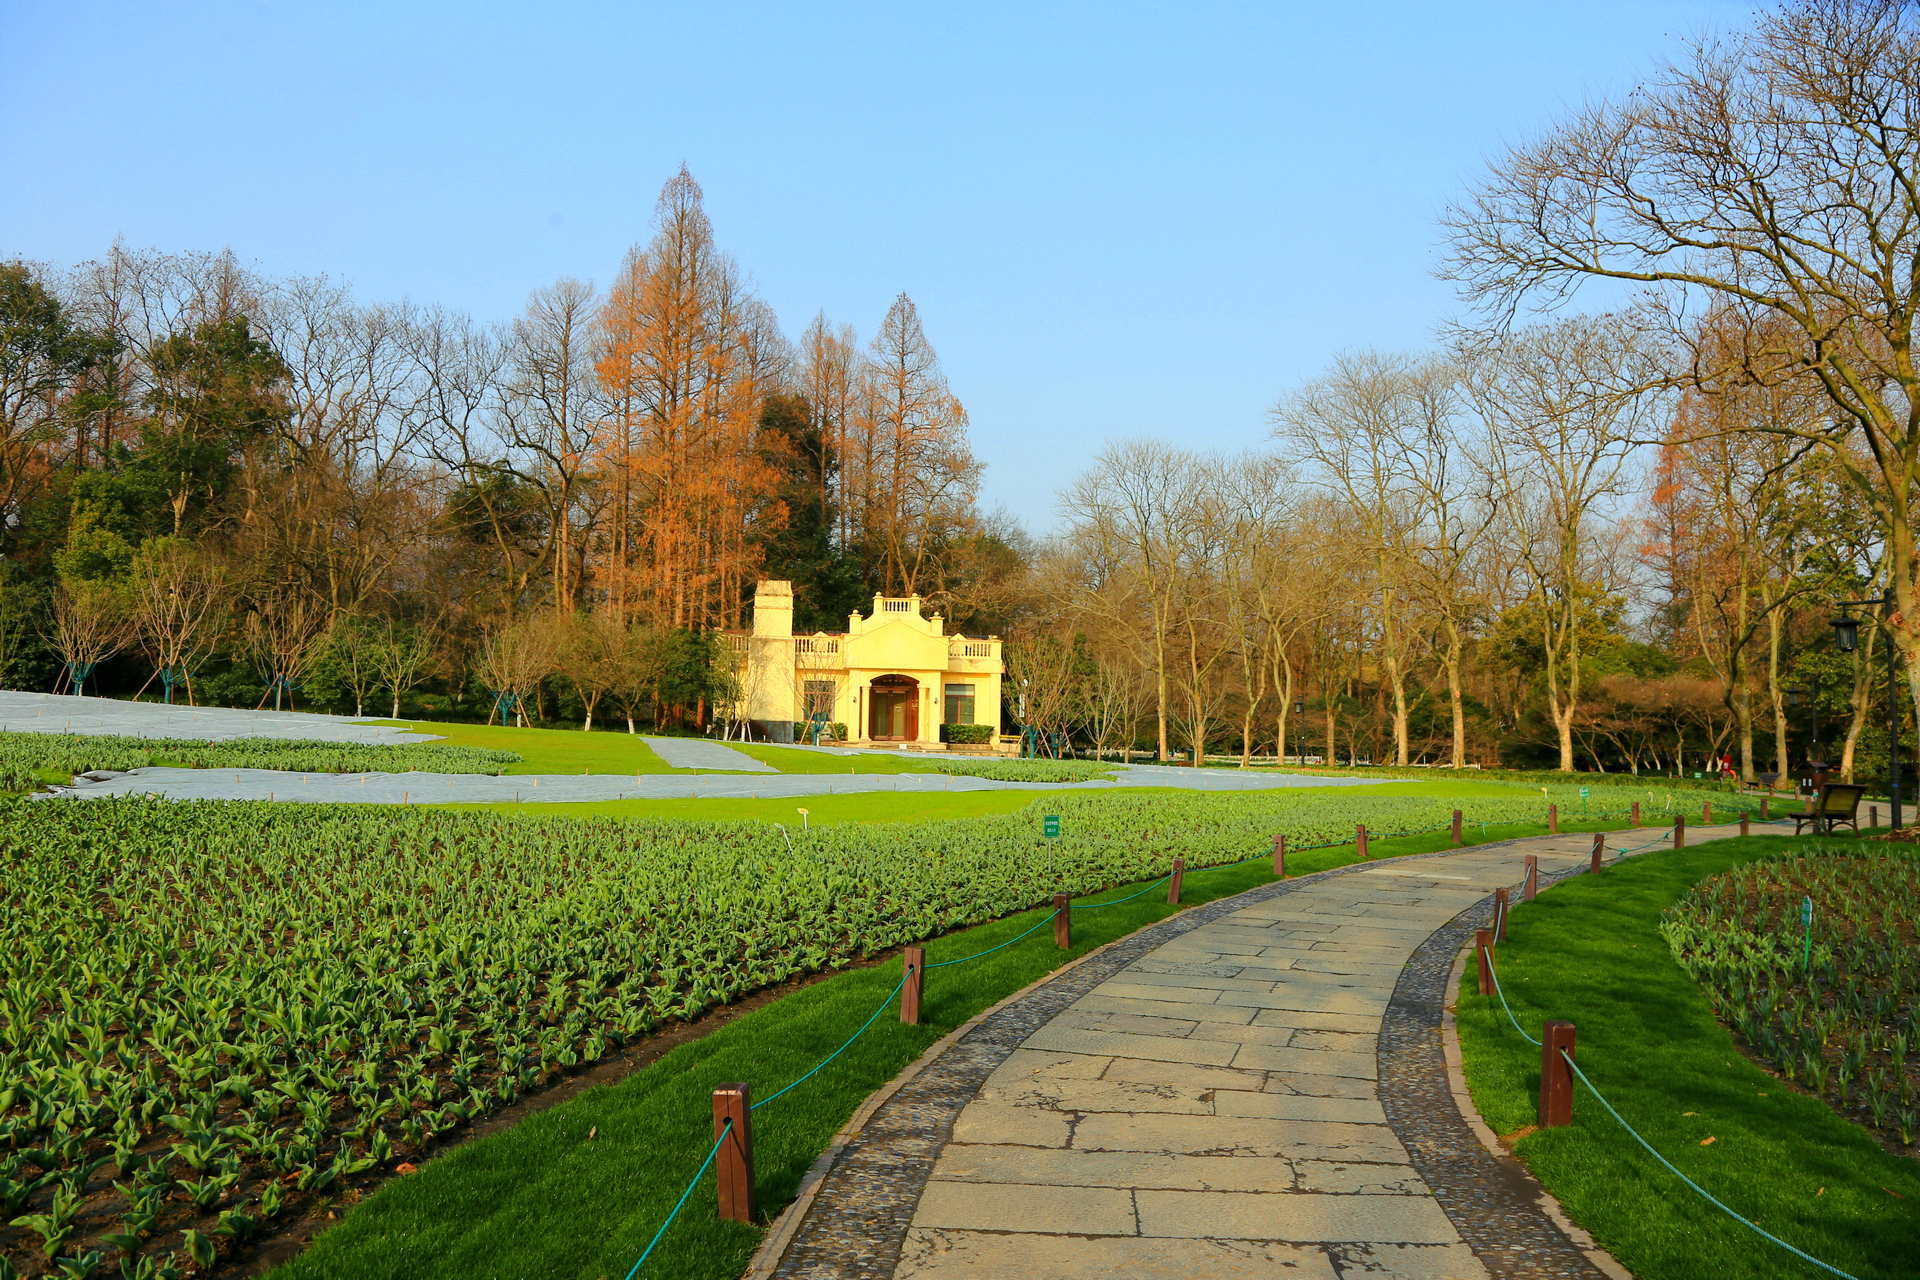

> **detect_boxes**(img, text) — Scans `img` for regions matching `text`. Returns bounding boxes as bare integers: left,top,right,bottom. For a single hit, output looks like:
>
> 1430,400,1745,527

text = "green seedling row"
0,732,522,792
1662,848,1920,1151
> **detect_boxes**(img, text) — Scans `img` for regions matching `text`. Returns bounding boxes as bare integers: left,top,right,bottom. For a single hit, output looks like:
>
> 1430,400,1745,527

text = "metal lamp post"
1831,597,1901,829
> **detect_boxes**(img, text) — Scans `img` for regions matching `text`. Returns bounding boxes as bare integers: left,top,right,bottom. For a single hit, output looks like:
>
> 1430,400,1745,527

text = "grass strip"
272,816,1593,1280
1457,834,1920,1280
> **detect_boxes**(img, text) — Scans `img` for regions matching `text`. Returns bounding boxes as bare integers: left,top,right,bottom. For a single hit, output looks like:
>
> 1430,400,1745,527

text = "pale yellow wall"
744,585,1002,744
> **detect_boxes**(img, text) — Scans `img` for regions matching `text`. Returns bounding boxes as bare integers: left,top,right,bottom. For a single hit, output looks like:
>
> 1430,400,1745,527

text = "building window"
944,683,975,725
804,680,836,722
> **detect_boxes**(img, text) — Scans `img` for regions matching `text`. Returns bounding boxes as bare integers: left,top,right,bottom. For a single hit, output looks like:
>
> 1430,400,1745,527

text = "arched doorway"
868,674,919,741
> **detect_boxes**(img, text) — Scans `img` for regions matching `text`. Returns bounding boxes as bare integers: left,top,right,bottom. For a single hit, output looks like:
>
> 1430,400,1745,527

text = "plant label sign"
1043,815,1060,839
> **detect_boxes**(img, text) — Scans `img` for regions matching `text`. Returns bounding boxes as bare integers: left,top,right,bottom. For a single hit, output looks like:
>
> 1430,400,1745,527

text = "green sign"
1043,815,1060,839
1580,787,1590,799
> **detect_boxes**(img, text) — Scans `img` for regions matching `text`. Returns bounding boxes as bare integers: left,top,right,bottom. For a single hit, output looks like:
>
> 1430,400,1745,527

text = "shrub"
941,723,995,745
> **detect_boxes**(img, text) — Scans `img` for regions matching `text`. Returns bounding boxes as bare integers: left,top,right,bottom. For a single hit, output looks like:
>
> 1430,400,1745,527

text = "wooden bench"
1793,783,1866,836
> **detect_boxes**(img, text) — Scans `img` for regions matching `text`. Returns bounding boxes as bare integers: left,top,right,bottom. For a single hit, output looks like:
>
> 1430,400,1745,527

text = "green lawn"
361,719,700,774
1456,834,1920,1280
271,815,1610,1280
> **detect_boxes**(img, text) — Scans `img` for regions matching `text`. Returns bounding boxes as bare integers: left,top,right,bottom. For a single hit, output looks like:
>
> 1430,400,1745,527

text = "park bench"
1793,783,1866,836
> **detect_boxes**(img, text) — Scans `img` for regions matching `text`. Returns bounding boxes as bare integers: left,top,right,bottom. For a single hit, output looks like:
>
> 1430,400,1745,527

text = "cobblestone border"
1377,857,1614,1279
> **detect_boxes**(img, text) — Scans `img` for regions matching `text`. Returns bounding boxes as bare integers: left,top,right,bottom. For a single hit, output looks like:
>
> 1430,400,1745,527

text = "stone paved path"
767,825,1754,1280
640,735,780,771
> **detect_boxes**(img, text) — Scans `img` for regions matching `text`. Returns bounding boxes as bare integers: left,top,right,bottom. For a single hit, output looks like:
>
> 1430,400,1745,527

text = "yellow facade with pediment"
730,580,1003,747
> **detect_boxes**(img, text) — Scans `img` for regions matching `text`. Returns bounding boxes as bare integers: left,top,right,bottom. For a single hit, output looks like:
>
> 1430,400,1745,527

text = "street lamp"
1831,597,1901,829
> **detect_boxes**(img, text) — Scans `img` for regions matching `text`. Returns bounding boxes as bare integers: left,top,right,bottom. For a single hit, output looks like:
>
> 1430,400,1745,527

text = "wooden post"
1539,1021,1577,1128
1631,801,1640,827
1761,796,1769,820
901,947,924,1026
1703,799,1712,825
1452,809,1463,846
1357,824,1369,859
1494,887,1510,942
1475,929,1493,995
1740,812,1749,837
1168,858,1185,905
1674,813,1686,848
1053,892,1070,949
1590,832,1603,873
1548,804,1559,834
1523,854,1538,901
713,1084,755,1223
1273,833,1286,877
1872,805,1880,828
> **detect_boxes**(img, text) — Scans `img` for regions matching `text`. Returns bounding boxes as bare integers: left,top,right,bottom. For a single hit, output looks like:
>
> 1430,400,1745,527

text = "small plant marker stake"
1548,804,1559,835
1452,809,1463,846
1273,833,1286,877
1494,887,1510,942
713,1084,755,1223
1631,801,1641,827
1357,824,1369,859
1475,928,1494,995
1590,832,1603,873
1540,1022,1576,1128
1674,813,1686,848
1523,855,1538,901
1054,893,1071,949
1802,895,1814,972
901,947,924,1026
1168,858,1186,905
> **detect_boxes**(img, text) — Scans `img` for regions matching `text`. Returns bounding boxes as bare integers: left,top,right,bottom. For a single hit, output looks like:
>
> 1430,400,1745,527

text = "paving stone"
1327,1242,1491,1279
1053,1008,1201,1039
1134,1189,1459,1243
1096,980,1229,1005
910,1181,1137,1235
951,1101,1072,1147
984,1076,1214,1115
1213,1091,1387,1123
1073,1113,1407,1162
929,1145,1297,1192
1294,1159,1428,1195
1074,993,1260,1025
989,1048,1110,1082
894,1230,1343,1280
1229,1044,1379,1079
1023,1025,1242,1065
1103,1057,1268,1092
1261,1071,1379,1100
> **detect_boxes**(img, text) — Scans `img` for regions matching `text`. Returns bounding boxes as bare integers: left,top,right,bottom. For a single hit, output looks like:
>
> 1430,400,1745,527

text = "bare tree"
328,614,379,718
475,613,561,726
46,579,130,696
558,610,628,732
127,538,227,705
1444,0,1920,727
1461,317,1665,770
241,589,329,711
368,618,437,720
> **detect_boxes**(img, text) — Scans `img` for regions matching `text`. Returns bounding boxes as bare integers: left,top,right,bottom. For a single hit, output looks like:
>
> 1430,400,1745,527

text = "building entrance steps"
756,822,1760,1280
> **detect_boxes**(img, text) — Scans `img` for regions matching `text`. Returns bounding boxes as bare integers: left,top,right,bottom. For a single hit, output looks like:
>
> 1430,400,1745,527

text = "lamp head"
1831,612,1861,653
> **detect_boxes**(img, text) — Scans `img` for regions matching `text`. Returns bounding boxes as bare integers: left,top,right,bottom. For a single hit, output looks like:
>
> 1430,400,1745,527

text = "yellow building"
731,580,1003,747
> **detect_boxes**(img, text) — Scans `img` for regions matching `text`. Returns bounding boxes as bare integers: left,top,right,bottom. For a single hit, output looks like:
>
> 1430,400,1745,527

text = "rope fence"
1476,831,1859,1280
616,800,1794,1275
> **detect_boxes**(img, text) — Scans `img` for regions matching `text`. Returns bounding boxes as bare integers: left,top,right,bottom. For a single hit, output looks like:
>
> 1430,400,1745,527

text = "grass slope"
1456,835,1920,1280
271,819,1553,1280
363,720,690,774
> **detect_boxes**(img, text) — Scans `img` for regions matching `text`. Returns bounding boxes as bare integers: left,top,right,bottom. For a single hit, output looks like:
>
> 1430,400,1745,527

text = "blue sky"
1,1,1734,526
